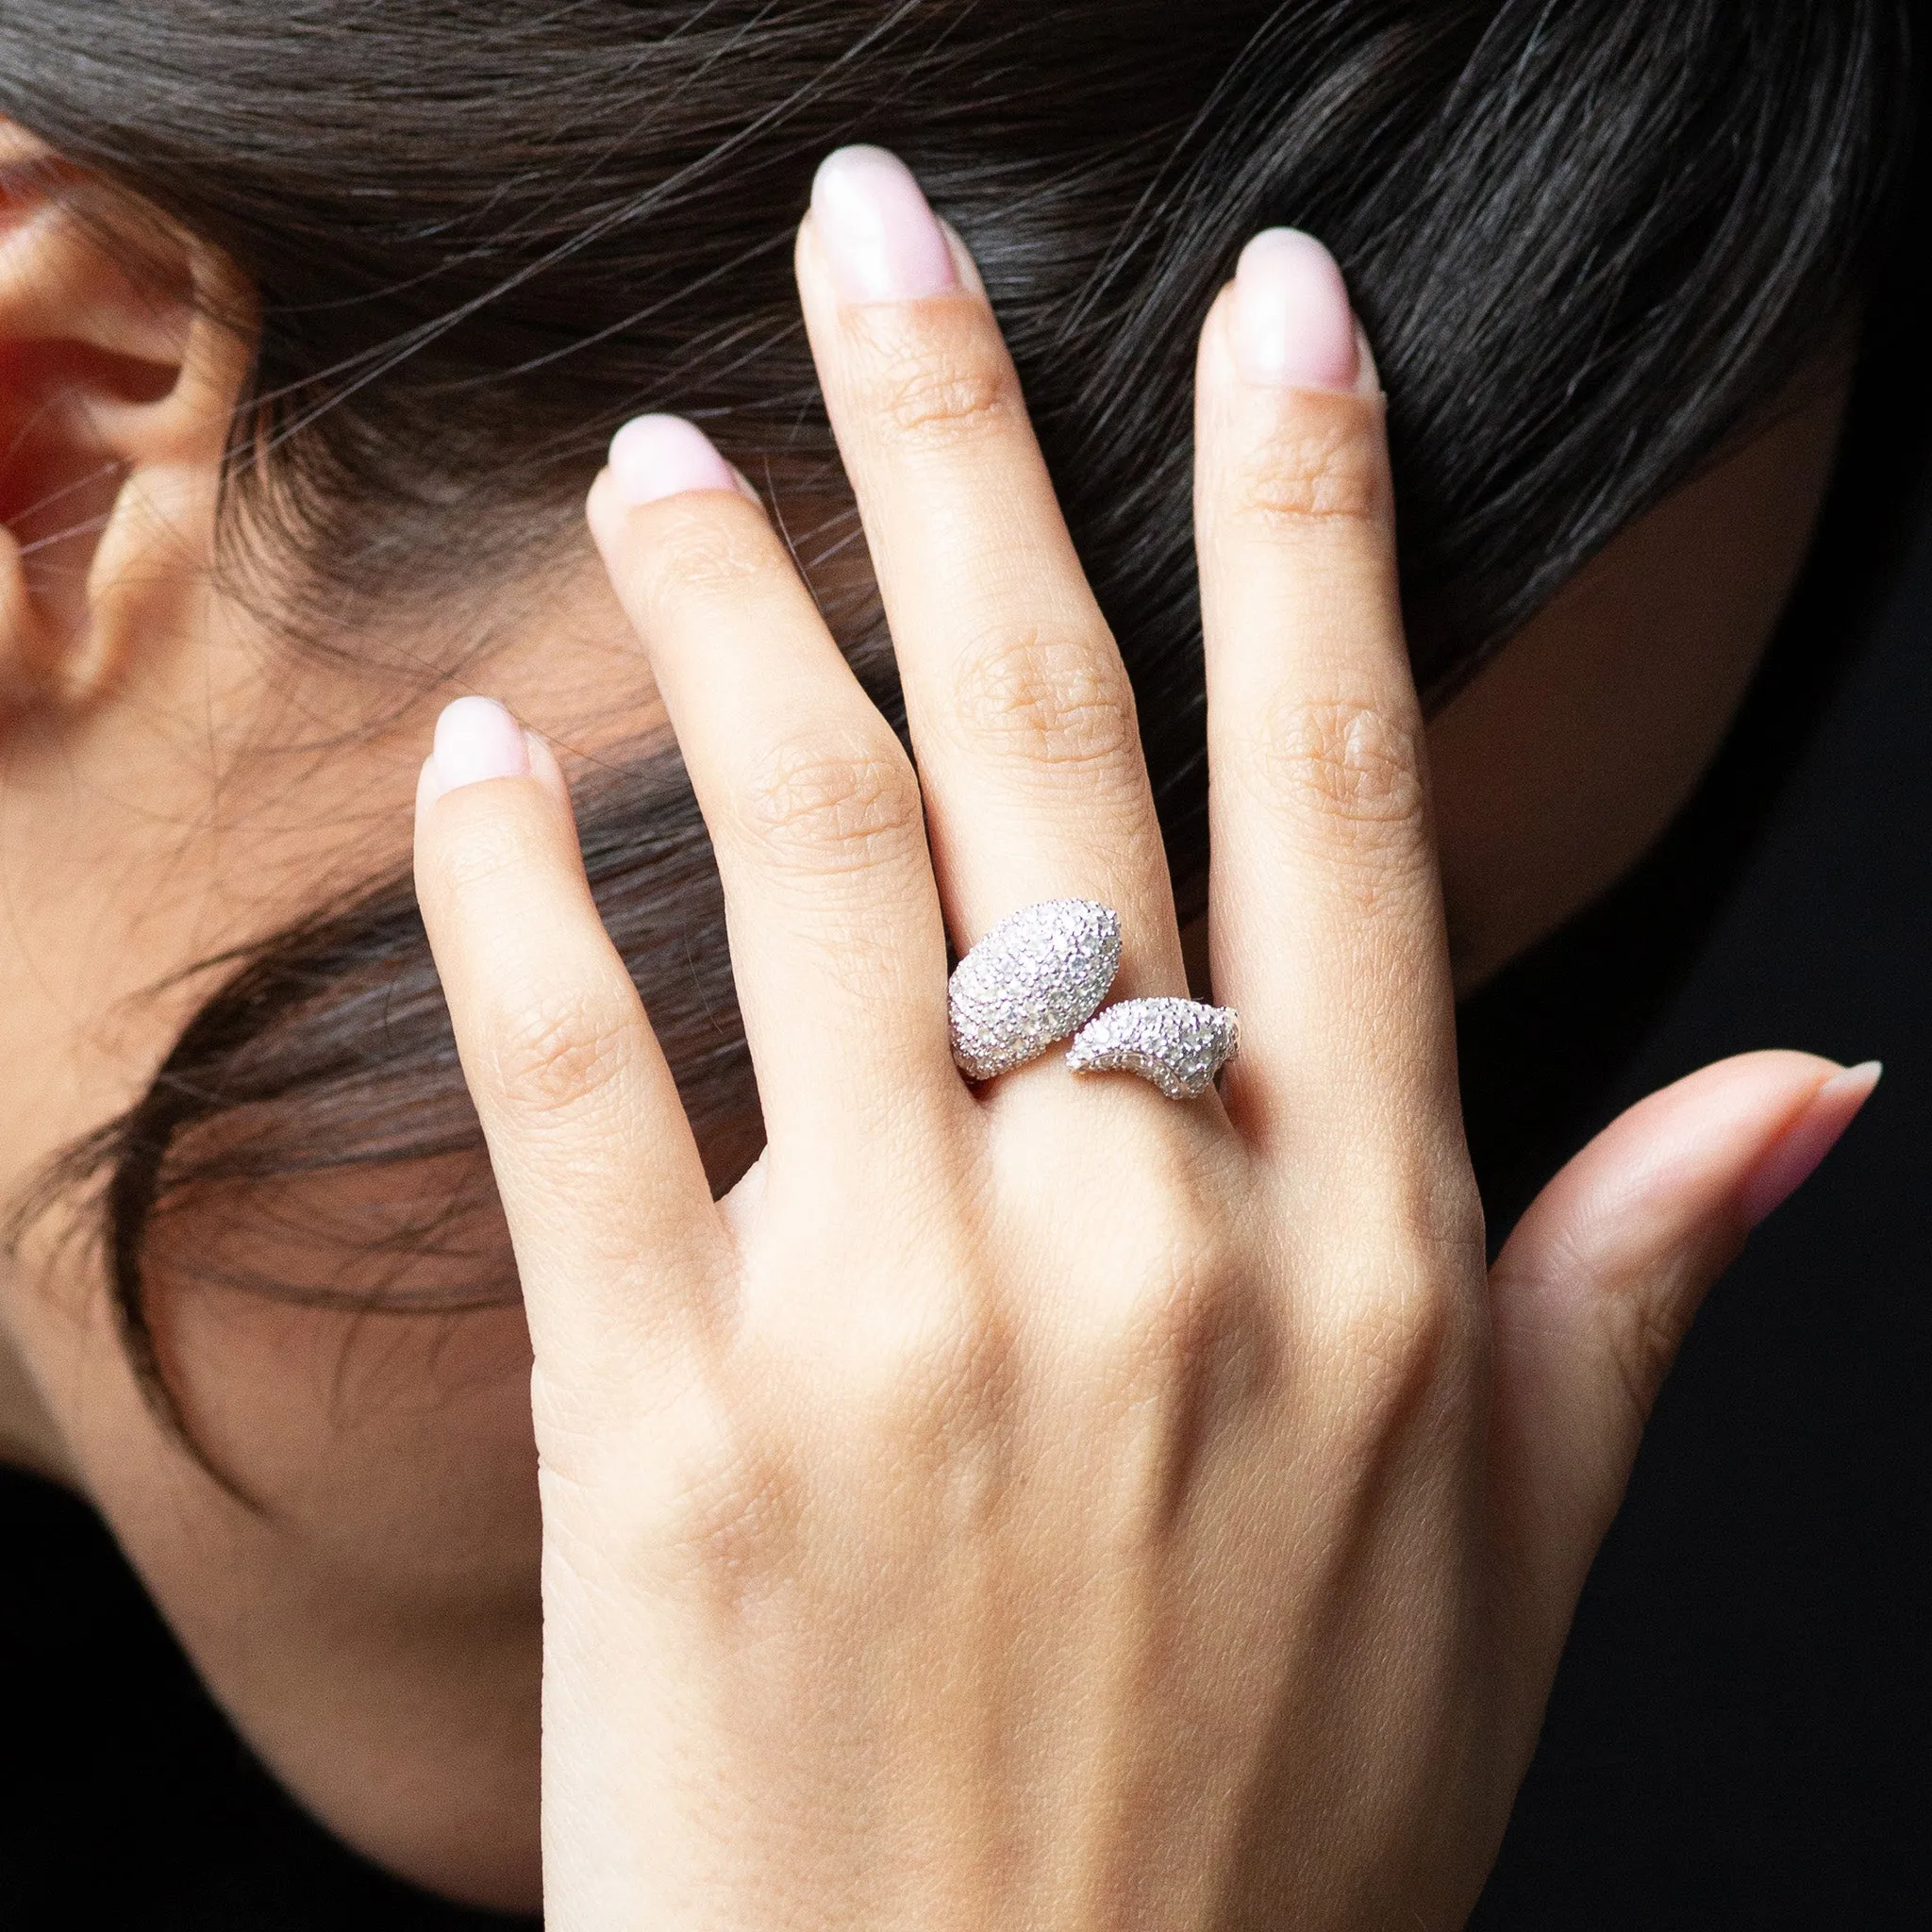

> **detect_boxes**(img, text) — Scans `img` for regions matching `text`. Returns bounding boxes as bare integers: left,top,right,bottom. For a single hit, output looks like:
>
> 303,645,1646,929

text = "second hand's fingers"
795,147,1186,1007
413,698,726,1375
1196,233,1459,1168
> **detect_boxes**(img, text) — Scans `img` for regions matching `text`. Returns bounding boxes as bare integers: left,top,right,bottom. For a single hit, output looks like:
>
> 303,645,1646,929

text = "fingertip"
1197,268,1383,399
588,419,765,559
1229,229,1359,392
1740,1057,1884,1230
937,218,988,301
605,414,741,509
429,694,532,795
808,144,958,305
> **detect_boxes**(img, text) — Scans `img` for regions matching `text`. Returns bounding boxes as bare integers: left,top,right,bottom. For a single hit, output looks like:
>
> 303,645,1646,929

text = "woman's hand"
412,147,1876,1930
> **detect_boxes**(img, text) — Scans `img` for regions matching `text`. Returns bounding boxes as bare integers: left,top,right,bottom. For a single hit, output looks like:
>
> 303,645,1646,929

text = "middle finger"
795,147,1187,1011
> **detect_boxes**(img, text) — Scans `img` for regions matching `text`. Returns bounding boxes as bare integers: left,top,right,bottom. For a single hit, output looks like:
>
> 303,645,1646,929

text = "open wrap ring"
949,898,1124,1081
1066,998,1240,1102
947,899,1239,1101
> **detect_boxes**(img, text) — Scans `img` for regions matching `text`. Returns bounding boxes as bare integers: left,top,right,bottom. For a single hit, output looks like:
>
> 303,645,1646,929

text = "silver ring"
949,898,1123,1081
1066,998,1240,1101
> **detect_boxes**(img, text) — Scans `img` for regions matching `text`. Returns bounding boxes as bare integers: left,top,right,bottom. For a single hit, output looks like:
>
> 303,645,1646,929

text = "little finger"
413,699,726,1372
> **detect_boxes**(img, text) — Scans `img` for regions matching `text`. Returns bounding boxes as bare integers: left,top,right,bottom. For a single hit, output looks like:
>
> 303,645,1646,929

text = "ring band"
1066,998,1240,1101
948,898,1123,1081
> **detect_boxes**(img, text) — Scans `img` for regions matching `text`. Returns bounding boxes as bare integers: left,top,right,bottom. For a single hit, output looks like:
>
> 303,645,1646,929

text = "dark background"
1464,499,1932,1929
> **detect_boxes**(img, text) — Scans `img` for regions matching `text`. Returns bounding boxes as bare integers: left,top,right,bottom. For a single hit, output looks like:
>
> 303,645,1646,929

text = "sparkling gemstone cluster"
948,898,1239,1102
1065,997,1241,1101
948,898,1124,1081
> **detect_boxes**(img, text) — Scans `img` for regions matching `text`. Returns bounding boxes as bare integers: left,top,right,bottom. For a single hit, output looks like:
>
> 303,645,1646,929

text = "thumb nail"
1740,1061,1883,1230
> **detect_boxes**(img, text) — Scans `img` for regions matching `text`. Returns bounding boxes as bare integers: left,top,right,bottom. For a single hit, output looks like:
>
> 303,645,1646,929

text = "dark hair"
0,1,1921,1412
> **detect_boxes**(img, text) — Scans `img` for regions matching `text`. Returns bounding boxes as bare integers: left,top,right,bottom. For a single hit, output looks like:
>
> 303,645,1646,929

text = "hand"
412,147,1876,1930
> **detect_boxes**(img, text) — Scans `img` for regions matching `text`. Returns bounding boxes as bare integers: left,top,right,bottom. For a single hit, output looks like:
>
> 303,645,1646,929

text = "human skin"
0,129,1863,1909
417,154,1880,1926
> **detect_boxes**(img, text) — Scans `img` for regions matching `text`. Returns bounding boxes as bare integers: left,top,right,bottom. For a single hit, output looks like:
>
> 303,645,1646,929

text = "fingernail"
810,145,958,305
1740,1061,1884,1230
429,696,531,795
1233,229,1360,391
608,415,740,507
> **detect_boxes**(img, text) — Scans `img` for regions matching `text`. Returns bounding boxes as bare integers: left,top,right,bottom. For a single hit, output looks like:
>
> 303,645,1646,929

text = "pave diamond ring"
947,900,1238,1101
948,898,1124,1081
1065,997,1240,1102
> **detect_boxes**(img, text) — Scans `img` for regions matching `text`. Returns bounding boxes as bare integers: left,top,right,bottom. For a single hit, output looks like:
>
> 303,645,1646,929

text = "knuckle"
1114,1237,1264,1389
853,310,1016,452
893,1306,1018,1468
652,1437,798,1594
487,982,642,1124
1307,1170,1487,1430
737,735,925,877
1350,1151,1490,1268
858,1284,1009,1427
1238,397,1391,535
1075,1151,1264,1378
1246,691,1428,855
832,1286,1019,1525
549,1391,803,1606
627,499,771,613
434,810,548,900
1317,1264,1466,1427
950,625,1141,780
1084,1225,1285,1537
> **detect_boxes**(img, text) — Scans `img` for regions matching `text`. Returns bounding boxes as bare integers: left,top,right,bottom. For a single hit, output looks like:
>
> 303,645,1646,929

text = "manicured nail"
430,696,531,794
810,145,958,305
608,415,740,507
1740,1061,1884,1230
1233,229,1360,391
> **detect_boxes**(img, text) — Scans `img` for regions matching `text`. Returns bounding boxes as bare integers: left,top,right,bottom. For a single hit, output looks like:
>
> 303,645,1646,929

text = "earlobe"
0,125,252,716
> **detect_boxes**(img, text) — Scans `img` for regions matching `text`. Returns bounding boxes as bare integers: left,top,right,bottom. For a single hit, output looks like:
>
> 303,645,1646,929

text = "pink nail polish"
608,415,741,507
1740,1061,1884,1230
430,696,531,794
1233,229,1361,391
810,145,958,305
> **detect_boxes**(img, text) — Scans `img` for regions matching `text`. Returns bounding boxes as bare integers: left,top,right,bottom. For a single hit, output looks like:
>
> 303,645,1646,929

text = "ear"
0,124,254,714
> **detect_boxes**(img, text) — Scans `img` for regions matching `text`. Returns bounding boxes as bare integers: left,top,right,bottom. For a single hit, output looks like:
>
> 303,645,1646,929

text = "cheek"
86,1284,544,1681
1426,371,1849,992
155,1291,542,1581
130,1161,542,1586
